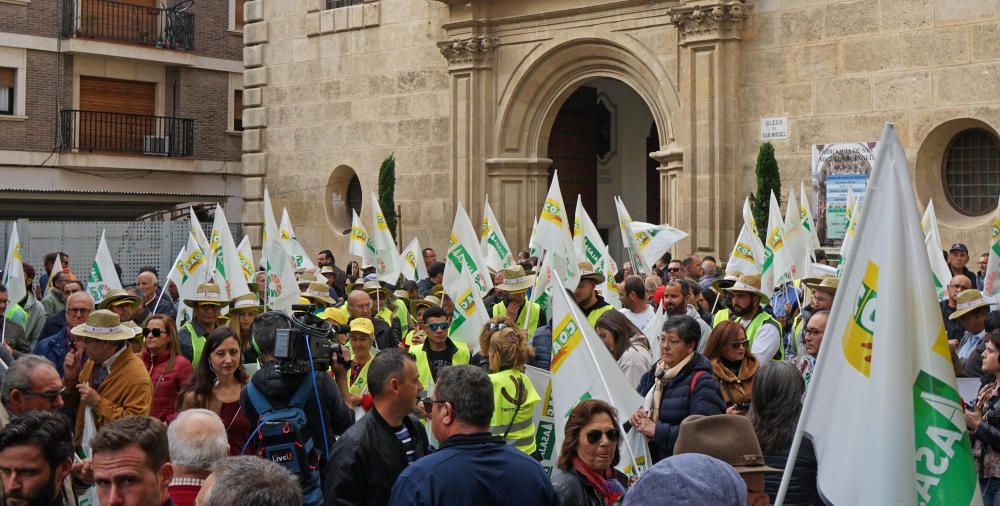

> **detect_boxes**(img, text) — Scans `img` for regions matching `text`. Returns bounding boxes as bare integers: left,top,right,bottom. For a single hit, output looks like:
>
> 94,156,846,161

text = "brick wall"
0,51,73,153
190,0,243,61
0,1,60,39
175,67,241,161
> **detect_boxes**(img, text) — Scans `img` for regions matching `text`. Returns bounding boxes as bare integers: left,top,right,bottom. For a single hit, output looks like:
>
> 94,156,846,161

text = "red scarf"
572,456,625,506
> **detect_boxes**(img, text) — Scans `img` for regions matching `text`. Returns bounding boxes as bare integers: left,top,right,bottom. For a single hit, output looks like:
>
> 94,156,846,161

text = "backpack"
245,375,324,506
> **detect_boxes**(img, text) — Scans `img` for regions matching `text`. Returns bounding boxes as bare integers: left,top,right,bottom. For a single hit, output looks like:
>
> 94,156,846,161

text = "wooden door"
547,86,598,224
78,76,156,152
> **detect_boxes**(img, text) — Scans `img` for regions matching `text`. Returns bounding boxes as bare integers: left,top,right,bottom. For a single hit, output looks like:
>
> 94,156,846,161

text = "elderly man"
347,289,398,350
177,284,230,365
948,243,976,280
197,456,302,506
40,270,70,316
138,271,176,319
0,355,65,426
941,275,973,343
34,291,94,376
40,280,84,338
0,411,76,506
98,287,143,325
792,310,828,386
168,409,229,506
950,289,991,377
90,416,173,506
63,310,152,446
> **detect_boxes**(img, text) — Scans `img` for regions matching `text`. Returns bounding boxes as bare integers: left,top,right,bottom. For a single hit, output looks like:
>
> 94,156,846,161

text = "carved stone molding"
668,1,749,45
437,35,498,65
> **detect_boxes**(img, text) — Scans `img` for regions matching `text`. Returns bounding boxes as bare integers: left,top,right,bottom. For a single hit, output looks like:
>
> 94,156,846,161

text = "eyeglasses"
67,307,91,315
142,328,163,337
420,397,448,413
805,328,823,336
585,428,621,444
667,268,682,272
487,322,508,331
426,322,449,331
950,284,972,290
23,386,66,401
730,339,751,349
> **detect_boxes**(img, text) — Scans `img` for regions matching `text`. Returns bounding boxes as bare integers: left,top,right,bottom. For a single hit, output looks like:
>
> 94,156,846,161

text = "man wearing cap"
492,266,546,338
942,274,973,343
302,281,337,310
98,287,142,324
793,277,837,356
403,296,440,349
347,289,399,350
723,274,783,362
138,270,176,319
674,414,782,506
950,289,992,377
574,262,613,327
711,272,741,327
949,242,977,280
177,284,230,365
62,310,152,445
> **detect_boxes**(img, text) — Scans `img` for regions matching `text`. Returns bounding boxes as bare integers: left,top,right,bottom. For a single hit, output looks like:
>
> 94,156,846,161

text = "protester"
491,265,546,338
177,328,250,455
967,331,1000,504
575,262,614,326
197,456,302,506
418,262,444,296
139,270,177,319
39,280,84,338
978,253,990,291
950,289,991,377
403,295,439,349
90,416,173,506
795,276,837,355
16,263,46,348
63,310,153,446
389,365,558,505
722,274,783,362
662,281,712,350
699,257,719,292
178,284,231,366
551,399,628,506
41,270,69,316
620,276,655,330
791,310,828,386
167,409,229,506
594,311,652,388
703,321,759,415
0,355,64,425
346,289,398,350
226,293,263,364
949,242,976,280
529,321,553,370
942,275,973,342
631,315,724,463
0,411,76,505
141,314,193,423
623,453,747,505
411,306,470,389
34,291,93,376
362,282,402,342
324,349,429,506
665,260,684,281
673,414,781,506
347,317,377,410
750,361,818,505
317,249,348,299
711,272,741,326
484,320,540,456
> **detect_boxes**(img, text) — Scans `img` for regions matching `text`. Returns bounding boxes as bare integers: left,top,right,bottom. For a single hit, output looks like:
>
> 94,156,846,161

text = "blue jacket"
33,329,73,376
528,323,552,370
388,432,558,506
636,353,725,463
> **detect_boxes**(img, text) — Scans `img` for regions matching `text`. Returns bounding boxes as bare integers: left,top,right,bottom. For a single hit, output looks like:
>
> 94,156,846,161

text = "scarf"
649,352,694,424
572,456,625,506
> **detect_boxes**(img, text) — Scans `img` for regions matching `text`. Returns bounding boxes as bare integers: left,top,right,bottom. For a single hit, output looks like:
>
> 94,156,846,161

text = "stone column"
240,0,269,255
669,0,747,256
437,34,497,225
650,143,684,227
484,157,553,252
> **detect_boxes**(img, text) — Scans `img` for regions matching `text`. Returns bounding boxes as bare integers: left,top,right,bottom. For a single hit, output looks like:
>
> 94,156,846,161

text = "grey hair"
749,361,805,453
66,291,95,308
204,456,302,506
1,355,57,403
662,315,702,348
435,365,494,428
167,409,229,471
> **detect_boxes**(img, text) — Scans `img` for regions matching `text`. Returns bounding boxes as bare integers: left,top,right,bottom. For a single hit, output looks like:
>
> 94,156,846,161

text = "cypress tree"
750,142,782,244
377,154,398,240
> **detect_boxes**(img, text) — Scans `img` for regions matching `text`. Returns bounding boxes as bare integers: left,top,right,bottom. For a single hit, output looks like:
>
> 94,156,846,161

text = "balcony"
59,110,194,157
62,0,195,51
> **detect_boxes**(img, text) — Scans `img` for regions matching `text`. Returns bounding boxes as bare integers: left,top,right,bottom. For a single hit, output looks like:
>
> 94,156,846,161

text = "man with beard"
491,266,546,337
723,274,783,362
662,281,711,351
573,262,613,327
0,411,75,505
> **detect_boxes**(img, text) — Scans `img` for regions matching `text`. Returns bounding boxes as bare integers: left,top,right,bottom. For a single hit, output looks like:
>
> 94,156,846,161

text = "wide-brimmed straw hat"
363,281,392,300
183,283,230,308
712,271,743,292
409,295,441,316
674,414,783,474
723,273,769,303
71,309,135,341
97,288,140,310
431,284,445,298
805,276,839,295
496,265,535,293
951,289,994,320
577,261,605,285
393,290,411,305
297,272,319,290
301,282,336,306
230,293,265,313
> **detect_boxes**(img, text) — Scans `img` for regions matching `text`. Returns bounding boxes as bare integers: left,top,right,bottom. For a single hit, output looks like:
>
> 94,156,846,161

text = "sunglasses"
420,397,448,413
426,322,449,332
23,386,67,401
488,322,508,331
730,339,751,349
585,428,620,444
142,328,163,337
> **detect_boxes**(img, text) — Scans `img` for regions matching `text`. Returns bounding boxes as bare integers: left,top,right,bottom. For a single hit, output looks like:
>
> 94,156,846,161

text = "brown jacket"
710,356,759,407
64,346,153,446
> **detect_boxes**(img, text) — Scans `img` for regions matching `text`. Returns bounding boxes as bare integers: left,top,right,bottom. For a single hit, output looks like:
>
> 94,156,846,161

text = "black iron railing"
59,110,194,157
326,0,365,9
62,0,195,50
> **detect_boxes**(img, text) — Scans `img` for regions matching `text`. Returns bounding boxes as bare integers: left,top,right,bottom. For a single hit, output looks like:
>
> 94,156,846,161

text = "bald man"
941,274,972,344
347,290,399,350
138,271,176,318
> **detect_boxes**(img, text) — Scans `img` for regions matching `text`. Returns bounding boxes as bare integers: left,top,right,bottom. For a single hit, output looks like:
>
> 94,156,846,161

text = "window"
943,128,1000,216
235,0,245,29
233,89,243,131
0,67,13,115
326,0,364,9
346,174,362,215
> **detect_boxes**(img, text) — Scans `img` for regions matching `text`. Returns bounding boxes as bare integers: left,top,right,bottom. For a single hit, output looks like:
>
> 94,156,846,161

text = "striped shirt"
394,425,417,463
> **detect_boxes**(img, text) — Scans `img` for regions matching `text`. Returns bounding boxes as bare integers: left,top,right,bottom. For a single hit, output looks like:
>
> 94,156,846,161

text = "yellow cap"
349,318,374,335
320,306,349,325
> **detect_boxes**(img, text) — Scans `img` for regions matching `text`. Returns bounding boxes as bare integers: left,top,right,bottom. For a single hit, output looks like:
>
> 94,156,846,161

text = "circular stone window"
943,128,1000,216
326,165,363,235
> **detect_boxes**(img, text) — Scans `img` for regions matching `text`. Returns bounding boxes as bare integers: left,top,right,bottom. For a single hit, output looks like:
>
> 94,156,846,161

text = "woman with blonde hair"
485,319,540,458
702,320,760,415
140,313,192,422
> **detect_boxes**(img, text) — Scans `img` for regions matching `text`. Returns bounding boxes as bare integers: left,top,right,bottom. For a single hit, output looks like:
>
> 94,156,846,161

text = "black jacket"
371,317,400,350
763,437,820,506
323,408,429,506
551,467,628,506
241,361,354,470
972,383,1000,479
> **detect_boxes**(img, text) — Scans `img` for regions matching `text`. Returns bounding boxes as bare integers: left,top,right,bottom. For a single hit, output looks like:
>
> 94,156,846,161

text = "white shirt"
740,316,780,362
620,305,655,331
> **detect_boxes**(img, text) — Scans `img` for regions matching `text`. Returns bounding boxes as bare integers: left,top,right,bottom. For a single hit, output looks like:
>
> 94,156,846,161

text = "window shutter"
0,67,15,89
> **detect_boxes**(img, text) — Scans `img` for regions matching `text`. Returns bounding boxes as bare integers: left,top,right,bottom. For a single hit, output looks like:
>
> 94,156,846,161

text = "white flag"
641,301,665,365
443,201,493,297
627,220,688,274
984,195,1000,298
536,172,579,290
262,186,280,256
761,191,792,296
279,208,316,271
783,189,812,280
369,192,401,284
790,123,980,505
574,196,621,309
262,233,300,312
236,235,257,283
839,188,862,266
210,207,251,300
188,207,211,265
349,209,376,268
525,366,557,475
175,234,210,326
46,254,64,294
480,197,515,272
727,225,763,276
921,200,956,301
444,266,489,353
800,182,821,251
528,217,540,259
2,223,26,307
86,230,123,303
399,237,429,283
155,246,184,315
549,275,648,482
614,196,647,275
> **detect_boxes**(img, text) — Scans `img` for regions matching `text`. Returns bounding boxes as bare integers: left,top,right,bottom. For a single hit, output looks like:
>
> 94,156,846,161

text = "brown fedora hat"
674,414,782,474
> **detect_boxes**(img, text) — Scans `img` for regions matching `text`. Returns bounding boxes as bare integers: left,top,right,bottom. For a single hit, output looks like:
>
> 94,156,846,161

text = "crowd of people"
0,239,994,505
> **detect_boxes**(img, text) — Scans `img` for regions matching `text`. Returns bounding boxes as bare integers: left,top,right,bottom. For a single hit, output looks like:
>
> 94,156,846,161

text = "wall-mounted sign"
811,142,878,245
760,117,789,140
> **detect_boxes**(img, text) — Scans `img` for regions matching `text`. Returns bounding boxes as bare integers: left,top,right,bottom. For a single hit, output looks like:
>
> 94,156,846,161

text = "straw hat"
430,284,445,298
122,320,142,337
723,273,769,303
409,295,441,316
393,290,411,305
71,309,135,341
804,276,839,295
950,289,994,320
97,288,140,310
496,265,535,293
183,283,230,308
577,261,605,285
320,266,336,277
297,272,319,290
301,282,336,306
363,280,392,300
712,271,742,292
230,293,265,313
674,414,783,474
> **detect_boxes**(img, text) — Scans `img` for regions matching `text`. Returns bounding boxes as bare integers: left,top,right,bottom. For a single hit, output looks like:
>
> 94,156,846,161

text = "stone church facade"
241,0,1000,262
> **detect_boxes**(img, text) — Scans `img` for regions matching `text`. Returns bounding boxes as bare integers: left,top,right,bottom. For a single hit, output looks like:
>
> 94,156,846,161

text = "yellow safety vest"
349,353,376,395
745,311,784,361
411,340,470,388
586,304,615,328
489,369,540,455
180,322,207,367
712,308,731,328
394,299,410,335
492,301,541,337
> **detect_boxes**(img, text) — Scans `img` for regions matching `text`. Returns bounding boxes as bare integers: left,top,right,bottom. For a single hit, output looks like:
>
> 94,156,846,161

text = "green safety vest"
744,311,784,362
712,308,731,328
489,369,540,455
411,340,470,389
180,322,207,367
492,301,541,337
586,304,615,328
394,299,410,335
4,304,27,329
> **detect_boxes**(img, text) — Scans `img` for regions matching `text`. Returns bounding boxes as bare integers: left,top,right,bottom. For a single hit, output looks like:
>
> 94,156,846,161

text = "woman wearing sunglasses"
702,320,759,415
140,314,193,422
551,399,628,506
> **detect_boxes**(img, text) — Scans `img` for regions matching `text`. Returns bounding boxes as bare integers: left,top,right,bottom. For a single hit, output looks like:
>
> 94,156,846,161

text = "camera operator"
240,311,355,501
